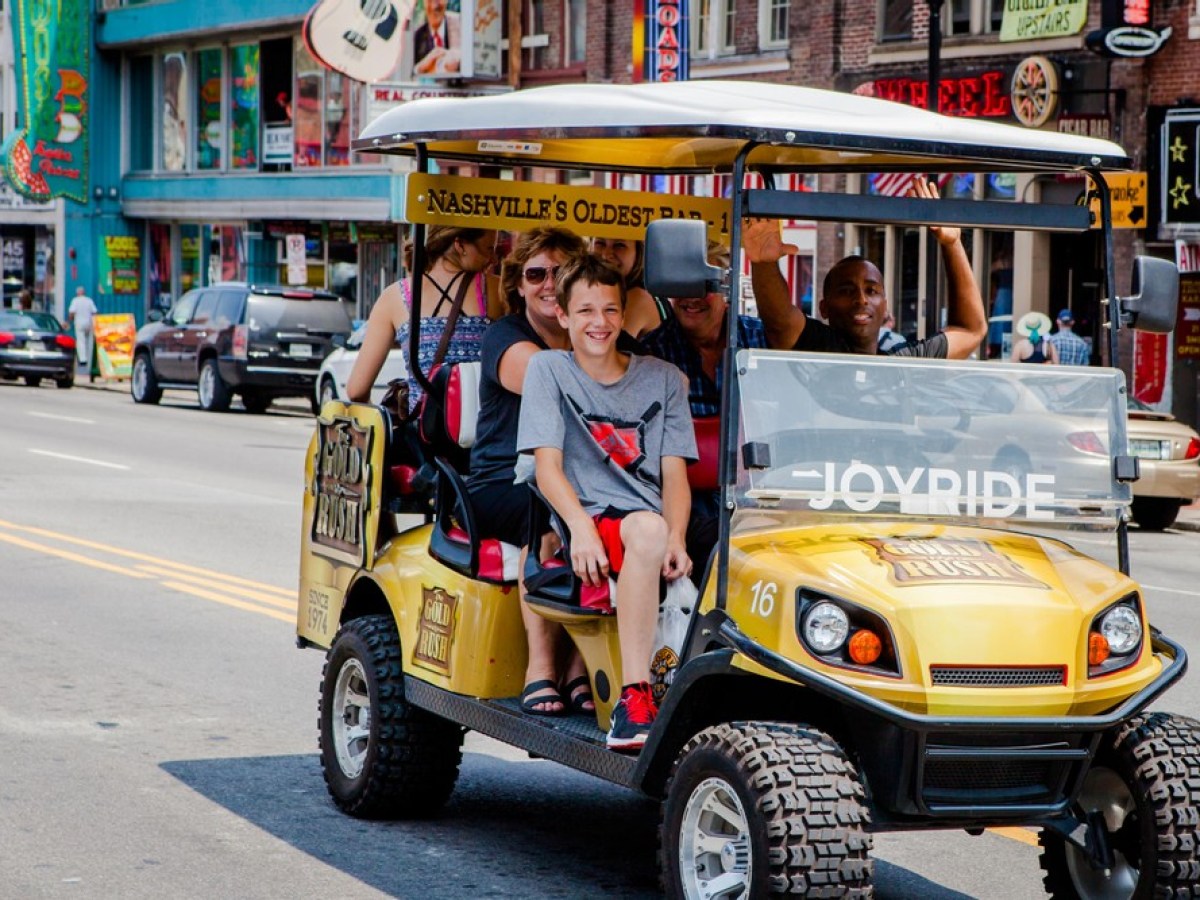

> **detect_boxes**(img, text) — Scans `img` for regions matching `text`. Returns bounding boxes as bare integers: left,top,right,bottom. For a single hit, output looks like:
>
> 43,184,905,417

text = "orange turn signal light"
848,629,883,665
1088,632,1111,666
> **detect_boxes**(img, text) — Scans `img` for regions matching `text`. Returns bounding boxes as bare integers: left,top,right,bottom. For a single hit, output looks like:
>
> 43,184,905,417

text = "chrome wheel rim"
331,658,371,779
1065,766,1140,900
198,365,214,406
679,777,752,900
132,359,147,397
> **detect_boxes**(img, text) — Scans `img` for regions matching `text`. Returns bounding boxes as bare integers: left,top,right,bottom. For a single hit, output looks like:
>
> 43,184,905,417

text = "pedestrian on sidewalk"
1049,309,1090,366
68,286,98,382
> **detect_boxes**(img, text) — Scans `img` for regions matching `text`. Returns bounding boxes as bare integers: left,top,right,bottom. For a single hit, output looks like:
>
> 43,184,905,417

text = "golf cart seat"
421,362,521,584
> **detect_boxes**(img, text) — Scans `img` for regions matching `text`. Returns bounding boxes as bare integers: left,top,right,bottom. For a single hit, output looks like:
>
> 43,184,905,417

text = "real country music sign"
0,0,89,203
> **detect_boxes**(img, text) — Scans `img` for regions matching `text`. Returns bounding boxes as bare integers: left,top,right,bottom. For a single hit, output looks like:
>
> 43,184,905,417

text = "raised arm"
743,218,805,349
347,281,406,402
908,179,987,359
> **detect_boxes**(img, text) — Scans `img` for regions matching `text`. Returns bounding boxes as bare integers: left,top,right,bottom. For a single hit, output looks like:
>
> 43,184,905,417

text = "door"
177,289,219,380
154,290,200,380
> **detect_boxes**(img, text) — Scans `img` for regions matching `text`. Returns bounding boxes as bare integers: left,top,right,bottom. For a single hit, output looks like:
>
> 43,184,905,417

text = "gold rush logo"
865,538,1046,588
413,586,459,675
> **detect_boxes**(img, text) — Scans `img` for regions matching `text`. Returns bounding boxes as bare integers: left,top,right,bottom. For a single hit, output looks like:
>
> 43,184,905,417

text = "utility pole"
925,0,944,340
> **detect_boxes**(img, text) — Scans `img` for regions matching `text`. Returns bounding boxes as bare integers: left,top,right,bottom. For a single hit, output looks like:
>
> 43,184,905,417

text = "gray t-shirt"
518,351,697,516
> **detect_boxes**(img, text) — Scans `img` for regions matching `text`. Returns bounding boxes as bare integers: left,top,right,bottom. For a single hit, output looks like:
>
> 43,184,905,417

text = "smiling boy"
517,255,696,751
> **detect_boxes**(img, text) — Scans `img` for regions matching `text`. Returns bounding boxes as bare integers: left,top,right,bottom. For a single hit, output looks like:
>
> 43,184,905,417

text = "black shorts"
467,479,532,546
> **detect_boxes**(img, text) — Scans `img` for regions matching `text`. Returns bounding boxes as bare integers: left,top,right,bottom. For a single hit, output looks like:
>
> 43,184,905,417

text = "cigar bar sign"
405,173,732,242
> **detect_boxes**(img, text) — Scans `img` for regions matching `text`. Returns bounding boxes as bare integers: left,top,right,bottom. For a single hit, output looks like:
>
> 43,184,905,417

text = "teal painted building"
65,0,407,324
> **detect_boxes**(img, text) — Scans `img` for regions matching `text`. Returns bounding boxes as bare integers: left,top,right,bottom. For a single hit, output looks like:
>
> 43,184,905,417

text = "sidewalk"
1174,502,1200,533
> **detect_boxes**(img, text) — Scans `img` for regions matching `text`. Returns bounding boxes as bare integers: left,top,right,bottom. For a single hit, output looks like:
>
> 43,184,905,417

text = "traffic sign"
1087,172,1148,229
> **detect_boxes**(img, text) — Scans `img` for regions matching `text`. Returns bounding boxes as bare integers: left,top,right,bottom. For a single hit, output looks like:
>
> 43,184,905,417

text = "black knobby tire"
198,358,232,411
318,614,463,819
241,391,271,414
55,375,73,389
131,353,162,404
1039,712,1200,899
1131,497,1183,532
659,722,873,899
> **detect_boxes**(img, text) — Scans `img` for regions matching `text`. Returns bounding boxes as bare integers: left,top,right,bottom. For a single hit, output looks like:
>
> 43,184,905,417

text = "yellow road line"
160,581,295,623
988,826,1041,847
134,565,297,609
0,518,292,596
0,532,155,578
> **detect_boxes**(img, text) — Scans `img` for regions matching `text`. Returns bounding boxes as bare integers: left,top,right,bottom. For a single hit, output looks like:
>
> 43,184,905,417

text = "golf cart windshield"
735,350,1130,533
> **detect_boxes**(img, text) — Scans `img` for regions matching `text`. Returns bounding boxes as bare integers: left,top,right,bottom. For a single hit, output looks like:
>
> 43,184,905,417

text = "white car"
314,324,408,408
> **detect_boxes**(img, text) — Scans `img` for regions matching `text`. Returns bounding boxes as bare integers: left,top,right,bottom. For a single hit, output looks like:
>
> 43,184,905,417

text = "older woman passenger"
467,227,593,716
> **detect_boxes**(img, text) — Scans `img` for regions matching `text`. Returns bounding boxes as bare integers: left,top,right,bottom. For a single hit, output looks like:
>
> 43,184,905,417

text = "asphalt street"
1,378,1197,899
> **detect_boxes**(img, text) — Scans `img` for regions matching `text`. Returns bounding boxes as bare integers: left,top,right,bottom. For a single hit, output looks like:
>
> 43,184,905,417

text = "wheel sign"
1011,56,1059,128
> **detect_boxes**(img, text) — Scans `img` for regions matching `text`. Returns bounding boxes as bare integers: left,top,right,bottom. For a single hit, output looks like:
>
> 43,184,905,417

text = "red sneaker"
606,682,657,751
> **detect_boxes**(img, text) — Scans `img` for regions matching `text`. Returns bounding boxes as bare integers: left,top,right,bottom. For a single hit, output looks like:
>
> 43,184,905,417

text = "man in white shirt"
67,286,99,381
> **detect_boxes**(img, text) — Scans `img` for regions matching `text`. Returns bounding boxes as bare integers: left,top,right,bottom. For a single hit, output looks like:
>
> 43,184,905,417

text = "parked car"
0,310,75,388
315,323,407,408
131,283,353,413
1127,397,1200,530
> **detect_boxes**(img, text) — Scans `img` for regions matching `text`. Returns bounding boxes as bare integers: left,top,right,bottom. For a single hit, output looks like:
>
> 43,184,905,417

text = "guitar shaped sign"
303,0,414,83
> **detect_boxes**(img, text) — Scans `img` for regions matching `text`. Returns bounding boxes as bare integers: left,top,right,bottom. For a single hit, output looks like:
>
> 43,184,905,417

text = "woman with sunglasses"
590,236,665,339
347,225,499,406
467,226,594,716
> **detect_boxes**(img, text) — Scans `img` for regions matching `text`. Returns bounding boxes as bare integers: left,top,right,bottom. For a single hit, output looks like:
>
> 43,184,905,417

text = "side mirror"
147,309,164,323
1122,256,1178,333
644,219,725,299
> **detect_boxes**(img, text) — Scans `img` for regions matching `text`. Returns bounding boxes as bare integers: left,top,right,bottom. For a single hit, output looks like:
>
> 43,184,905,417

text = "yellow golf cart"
296,80,1197,898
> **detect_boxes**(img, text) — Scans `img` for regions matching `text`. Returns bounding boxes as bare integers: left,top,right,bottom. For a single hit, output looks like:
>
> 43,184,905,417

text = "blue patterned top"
395,273,490,411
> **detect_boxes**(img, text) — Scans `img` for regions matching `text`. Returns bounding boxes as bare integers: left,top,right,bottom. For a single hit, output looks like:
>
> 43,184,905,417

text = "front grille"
930,666,1065,687
924,758,1055,799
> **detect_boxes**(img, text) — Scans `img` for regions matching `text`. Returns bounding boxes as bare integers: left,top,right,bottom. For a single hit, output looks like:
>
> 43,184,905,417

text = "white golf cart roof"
355,80,1130,174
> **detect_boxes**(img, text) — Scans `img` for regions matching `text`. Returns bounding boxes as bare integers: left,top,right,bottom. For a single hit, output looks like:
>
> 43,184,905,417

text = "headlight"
1099,605,1142,655
803,601,849,654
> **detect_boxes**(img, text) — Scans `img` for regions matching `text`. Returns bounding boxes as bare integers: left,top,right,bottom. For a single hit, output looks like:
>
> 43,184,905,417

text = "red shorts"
593,515,626,575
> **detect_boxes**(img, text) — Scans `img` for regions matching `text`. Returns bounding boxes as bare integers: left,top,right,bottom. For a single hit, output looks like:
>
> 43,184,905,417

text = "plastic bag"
650,578,698,703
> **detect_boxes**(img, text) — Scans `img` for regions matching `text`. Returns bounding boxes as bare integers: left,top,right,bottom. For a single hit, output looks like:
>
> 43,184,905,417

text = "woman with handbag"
347,226,500,407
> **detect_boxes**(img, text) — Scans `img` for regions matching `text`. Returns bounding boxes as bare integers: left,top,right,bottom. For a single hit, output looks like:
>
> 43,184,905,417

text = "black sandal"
520,679,566,716
562,675,595,715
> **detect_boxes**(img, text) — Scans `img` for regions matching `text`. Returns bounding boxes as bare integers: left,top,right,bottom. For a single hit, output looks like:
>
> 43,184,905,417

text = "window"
879,0,913,41
129,56,154,170
566,0,587,65
693,0,736,57
943,0,1005,36
169,291,199,325
161,53,189,171
229,44,260,170
195,48,223,170
760,0,788,48
324,73,351,166
293,41,323,167
191,290,218,324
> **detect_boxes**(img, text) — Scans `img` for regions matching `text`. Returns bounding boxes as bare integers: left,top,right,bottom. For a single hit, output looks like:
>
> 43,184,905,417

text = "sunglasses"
523,265,561,285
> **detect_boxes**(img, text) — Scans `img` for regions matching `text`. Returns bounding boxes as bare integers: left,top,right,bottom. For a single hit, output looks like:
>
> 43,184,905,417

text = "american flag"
868,172,955,197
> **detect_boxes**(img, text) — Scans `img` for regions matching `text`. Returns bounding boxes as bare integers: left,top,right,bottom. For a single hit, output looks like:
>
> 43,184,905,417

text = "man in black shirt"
747,179,986,359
